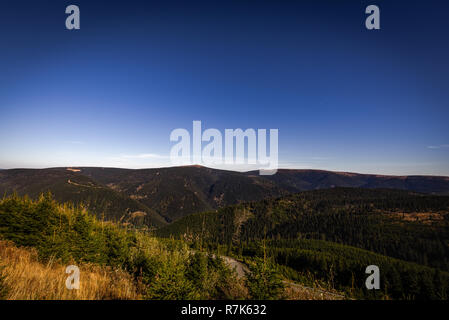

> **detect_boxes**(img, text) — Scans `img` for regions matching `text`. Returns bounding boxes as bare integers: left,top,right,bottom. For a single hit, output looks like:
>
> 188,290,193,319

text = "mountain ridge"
1,166,449,225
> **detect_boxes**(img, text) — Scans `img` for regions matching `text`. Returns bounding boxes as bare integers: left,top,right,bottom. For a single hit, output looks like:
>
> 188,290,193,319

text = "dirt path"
220,255,249,278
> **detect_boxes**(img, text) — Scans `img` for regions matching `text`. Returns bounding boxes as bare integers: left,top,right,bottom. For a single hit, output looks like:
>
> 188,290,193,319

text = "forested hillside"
0,168,167,227
157,187,449,299
237,239,449,300
158,188,449,270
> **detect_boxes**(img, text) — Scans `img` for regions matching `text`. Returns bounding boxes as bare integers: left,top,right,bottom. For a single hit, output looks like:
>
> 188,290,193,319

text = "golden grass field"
0,240,138,300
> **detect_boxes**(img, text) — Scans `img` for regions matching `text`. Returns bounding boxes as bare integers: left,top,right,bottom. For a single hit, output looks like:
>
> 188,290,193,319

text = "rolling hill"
1,166,449,225
157,187,449,299
254,169,449,194
157,187,449,271
0,168,167,227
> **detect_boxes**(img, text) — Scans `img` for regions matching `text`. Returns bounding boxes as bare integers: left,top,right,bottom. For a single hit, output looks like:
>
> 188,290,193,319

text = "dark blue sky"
1,0,448,175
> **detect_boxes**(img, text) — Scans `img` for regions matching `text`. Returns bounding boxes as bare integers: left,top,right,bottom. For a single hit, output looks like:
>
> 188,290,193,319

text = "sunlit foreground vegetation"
0,194,325,300
0,240,137,299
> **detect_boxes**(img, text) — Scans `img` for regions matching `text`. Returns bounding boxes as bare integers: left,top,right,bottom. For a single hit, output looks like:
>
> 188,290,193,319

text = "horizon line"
1,165,449,179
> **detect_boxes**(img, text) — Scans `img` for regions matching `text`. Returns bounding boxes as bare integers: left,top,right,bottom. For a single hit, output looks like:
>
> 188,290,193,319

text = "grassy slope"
0,194,248,300
0,240,138,300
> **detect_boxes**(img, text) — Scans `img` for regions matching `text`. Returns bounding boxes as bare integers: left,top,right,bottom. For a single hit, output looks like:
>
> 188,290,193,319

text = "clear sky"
1,0,448,175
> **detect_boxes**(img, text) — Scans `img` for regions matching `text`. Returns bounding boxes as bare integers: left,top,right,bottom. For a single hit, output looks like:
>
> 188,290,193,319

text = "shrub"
144,255,200,300
246,258,284,299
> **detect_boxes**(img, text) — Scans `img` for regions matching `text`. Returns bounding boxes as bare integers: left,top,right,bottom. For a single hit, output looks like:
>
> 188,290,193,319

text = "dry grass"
0,240,138,300
283,284,344,300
